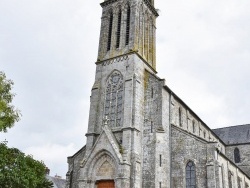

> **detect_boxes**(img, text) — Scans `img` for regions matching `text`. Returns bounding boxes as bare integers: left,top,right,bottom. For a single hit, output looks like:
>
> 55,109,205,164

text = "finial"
103,116,110,126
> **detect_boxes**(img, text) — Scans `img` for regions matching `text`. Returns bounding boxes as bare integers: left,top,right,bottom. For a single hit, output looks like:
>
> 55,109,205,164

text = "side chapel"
66,0,250,187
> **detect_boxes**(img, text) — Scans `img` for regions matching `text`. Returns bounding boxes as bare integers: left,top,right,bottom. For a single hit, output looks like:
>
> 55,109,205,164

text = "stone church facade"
66,0,250,187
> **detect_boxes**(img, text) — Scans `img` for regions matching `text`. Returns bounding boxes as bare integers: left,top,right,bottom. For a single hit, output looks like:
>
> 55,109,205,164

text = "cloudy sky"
1,0,250,178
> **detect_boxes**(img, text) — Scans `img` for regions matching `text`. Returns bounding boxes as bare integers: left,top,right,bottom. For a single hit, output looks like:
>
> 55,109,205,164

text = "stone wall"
226,144,250,177
171,126,208,187
98,0,157,69
143,71,170,188
169,93,226,155
217,151,250,188
66,147,86,188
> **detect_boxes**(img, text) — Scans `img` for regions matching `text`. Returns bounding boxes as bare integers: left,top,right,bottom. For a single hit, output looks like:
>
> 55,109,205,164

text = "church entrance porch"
96,180,115,188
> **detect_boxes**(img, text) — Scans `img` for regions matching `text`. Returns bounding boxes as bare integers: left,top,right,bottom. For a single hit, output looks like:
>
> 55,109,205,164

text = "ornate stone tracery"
104,70,124,127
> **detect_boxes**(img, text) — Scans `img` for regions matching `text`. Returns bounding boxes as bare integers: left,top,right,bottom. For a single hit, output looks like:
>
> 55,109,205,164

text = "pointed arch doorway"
97,180,115,188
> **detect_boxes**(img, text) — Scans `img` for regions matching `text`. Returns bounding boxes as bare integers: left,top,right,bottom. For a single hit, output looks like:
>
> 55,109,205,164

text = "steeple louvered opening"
125,5,131,45
97,0,158,71
107,11,113,51
116,9,122,48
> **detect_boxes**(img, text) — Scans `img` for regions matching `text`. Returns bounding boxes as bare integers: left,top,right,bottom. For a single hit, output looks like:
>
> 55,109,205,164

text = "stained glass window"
104,71,124,127
186,161,196,188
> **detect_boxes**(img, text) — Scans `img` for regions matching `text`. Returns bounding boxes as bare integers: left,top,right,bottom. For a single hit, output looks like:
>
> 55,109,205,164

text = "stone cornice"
100,0,159,17
96,51,157,74
143,0,159,17
100,0,118,8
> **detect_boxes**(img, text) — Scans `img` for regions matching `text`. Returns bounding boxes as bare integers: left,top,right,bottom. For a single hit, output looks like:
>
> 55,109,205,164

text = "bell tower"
68,1,161,188
97,0,158,70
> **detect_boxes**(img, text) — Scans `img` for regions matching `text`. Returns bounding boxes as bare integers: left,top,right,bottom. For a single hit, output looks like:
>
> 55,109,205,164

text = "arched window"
144,13,149,58
104,71,124,127
186,161,196,188
192,120,195,133
234,147,240,163
138,5,144,55
125,5,131,45
116,8,122,48
179,107,182,127
107,11,113,51
148,16,153,63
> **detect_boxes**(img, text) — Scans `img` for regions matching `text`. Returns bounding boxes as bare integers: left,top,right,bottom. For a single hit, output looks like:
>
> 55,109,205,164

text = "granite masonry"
66,0,250,187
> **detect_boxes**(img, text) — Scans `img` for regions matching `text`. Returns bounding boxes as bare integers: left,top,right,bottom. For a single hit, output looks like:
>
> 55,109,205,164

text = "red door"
97,180,115,188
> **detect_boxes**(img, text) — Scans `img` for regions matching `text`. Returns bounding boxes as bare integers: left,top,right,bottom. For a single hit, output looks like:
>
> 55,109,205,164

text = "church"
66,0,250,187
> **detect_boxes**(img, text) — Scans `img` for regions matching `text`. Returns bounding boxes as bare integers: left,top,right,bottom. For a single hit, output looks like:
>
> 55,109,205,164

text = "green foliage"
0,72,53,187
119,144,124,154
0,71,21,132
0,142,53,188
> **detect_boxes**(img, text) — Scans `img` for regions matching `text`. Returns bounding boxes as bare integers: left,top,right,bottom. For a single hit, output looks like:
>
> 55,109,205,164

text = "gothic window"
192,120,195,133
125,5,131,45
138,5,143,55
116,8,122,48
104,71,124,127
144,14,149,58
179,107,182,127
148,16,154,64
186,161,196,188
107,11,113,51
234,147,240,163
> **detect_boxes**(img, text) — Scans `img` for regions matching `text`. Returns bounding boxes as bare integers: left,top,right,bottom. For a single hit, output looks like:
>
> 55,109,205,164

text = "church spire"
97,0,158,71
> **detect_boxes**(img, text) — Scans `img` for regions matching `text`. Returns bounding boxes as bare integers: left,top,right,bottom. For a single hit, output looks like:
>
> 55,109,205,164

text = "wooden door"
97,180,115,188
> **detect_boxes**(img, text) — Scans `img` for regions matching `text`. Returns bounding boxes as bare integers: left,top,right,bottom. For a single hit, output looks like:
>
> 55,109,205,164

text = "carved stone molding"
102,55,129,66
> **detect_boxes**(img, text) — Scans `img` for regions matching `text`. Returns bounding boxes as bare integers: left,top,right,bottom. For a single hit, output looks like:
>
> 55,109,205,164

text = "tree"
0,142,53,188
0,72,53,188
0,71,21,132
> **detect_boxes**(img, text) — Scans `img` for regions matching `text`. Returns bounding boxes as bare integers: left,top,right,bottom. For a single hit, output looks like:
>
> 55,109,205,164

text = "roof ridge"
212,124,250,130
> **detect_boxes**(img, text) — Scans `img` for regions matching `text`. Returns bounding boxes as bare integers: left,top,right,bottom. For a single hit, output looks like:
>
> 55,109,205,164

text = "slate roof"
212,124,250,145
46,175,66,188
